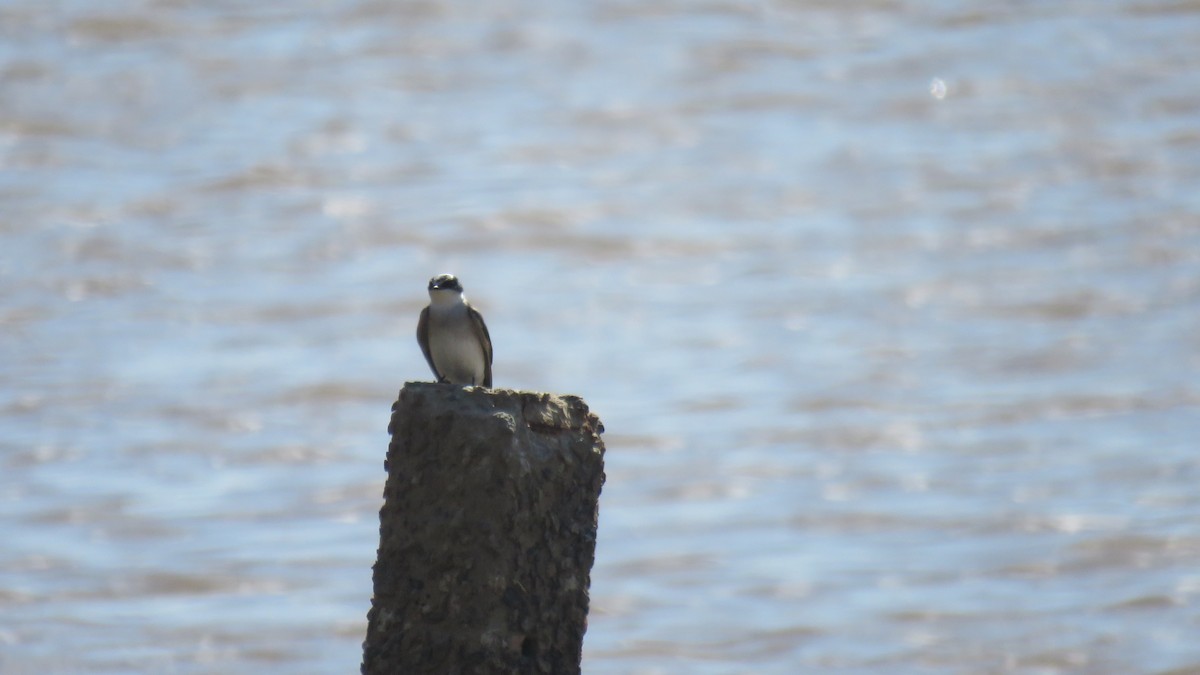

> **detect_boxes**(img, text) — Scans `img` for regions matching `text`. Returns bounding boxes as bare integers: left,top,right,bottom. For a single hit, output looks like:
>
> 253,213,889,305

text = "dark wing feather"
415,306,442,382
467,303,493,388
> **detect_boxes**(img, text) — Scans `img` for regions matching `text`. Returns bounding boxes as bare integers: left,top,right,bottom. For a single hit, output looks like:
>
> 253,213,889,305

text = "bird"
416,273,493,387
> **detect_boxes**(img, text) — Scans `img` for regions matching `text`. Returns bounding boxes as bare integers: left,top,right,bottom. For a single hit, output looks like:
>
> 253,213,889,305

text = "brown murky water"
3,1,1199,673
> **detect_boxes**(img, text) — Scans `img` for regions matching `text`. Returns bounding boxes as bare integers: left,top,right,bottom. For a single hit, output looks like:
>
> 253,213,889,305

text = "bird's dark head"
428,274,463,293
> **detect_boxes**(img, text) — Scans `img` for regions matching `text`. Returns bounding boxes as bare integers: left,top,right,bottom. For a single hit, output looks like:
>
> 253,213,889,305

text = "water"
3,1,1199,673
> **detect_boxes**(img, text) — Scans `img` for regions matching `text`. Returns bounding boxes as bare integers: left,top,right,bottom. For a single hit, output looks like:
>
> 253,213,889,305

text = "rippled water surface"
3,1,1200,673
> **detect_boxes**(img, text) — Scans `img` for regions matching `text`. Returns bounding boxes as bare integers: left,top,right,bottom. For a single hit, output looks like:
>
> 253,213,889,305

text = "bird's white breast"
428,303,486,385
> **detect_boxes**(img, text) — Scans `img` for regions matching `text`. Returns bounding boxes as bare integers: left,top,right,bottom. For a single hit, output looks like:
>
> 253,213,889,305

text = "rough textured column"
362,382,606,675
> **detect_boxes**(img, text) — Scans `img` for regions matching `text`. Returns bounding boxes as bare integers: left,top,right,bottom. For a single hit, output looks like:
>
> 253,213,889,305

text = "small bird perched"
416,273,493,387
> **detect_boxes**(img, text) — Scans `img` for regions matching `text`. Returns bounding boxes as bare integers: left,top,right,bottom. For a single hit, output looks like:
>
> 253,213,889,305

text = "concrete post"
362,382,606,675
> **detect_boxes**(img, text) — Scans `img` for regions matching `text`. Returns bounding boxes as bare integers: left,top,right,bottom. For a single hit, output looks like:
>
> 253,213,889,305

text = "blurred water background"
3,1,1200,673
